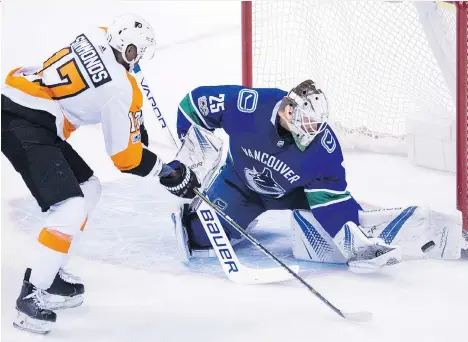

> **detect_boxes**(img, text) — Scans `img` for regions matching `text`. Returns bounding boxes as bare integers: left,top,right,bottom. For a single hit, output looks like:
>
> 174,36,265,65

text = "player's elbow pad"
120,148,163,177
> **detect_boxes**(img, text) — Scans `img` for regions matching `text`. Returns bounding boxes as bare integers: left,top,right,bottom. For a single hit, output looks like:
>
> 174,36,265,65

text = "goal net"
241,1,467,229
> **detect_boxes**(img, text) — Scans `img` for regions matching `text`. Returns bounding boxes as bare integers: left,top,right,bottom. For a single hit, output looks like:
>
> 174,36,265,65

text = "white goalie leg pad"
358,206,463,260
292,210,402,273
291,210,347,263
172,203,192,263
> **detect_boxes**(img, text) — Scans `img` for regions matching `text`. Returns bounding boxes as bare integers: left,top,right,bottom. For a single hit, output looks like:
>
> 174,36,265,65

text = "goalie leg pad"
292,210,402,273
172,203,192,263
359,206,463,260
291,210,347,263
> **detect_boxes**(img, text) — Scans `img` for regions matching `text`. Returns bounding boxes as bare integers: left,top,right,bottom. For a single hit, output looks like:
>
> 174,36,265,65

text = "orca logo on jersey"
245,167,286,198
71,34,111,87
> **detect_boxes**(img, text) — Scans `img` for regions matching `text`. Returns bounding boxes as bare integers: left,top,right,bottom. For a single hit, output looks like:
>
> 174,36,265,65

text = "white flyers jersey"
2,27,146,172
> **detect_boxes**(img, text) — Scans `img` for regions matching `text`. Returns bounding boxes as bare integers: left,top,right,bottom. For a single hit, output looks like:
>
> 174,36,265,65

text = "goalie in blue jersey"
171,80,465,273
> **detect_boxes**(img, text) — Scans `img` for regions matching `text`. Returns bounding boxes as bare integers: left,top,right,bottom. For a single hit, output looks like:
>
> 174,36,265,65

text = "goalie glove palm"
159,160,201,199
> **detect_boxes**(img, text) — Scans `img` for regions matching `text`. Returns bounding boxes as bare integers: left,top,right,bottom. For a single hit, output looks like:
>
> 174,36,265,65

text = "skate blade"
46,294,83,310
13,311,53,334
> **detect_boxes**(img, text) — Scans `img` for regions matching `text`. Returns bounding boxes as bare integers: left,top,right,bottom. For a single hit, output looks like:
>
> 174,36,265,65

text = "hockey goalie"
171,80,467,274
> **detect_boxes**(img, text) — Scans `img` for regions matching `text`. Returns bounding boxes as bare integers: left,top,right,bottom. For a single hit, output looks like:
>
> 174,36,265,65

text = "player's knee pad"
39,196,87,254
80,175,101,214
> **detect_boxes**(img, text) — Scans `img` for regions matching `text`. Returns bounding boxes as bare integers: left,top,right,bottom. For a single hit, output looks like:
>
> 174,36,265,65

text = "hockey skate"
45,267,85,310
13,268,56,334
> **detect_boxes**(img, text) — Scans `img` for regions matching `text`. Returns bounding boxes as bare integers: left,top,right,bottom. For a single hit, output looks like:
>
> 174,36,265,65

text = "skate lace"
24,288,49,308
59,267,81,284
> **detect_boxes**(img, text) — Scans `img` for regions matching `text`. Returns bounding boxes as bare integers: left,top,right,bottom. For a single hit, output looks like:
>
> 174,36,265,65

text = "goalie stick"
133,64,373,322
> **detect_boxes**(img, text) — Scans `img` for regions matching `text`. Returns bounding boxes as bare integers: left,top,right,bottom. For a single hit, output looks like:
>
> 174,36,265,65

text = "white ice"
1,1,466,342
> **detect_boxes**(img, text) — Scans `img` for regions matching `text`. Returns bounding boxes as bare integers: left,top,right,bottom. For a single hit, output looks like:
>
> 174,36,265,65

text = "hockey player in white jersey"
1,14,199,334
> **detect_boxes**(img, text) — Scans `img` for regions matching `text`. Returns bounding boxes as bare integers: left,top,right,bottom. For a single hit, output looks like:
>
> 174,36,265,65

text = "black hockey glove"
140,123,149,147
159,160,201,199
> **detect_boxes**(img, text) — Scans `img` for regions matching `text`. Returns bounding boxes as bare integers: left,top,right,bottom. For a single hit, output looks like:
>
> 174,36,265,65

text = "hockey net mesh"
251,1,457,154
462,3,468,230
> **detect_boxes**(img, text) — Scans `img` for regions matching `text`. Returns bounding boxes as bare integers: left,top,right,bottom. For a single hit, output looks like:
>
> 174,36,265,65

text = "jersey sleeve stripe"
110,73,144,171
63,116,77,139
5,68,54,100
179,94,202,126
306,190,352,209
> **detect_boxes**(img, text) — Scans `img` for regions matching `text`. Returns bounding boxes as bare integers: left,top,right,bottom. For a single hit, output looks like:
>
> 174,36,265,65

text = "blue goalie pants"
185,165,310,249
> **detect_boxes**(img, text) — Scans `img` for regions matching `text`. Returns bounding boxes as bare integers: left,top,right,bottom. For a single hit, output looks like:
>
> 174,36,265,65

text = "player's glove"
159,160,201,199
140,123,149,147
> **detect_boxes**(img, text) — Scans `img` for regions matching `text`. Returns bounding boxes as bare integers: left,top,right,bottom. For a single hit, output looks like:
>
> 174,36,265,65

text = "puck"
421,241,435,253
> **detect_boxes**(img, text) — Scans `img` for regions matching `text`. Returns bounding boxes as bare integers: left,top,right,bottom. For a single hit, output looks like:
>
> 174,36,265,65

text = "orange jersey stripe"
80,217,88,232
63,116,77,139
5,68,54,100
110,72,144,171
38,228,73,254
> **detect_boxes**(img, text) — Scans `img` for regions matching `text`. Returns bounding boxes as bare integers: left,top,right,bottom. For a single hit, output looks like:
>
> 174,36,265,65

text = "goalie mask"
279,80,329,151
106,14,156,70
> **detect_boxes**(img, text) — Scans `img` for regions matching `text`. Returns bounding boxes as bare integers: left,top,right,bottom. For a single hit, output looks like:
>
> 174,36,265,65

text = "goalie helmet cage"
241,1,468,231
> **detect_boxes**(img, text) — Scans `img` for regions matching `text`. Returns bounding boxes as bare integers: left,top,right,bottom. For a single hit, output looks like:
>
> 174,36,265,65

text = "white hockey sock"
30,197,87,290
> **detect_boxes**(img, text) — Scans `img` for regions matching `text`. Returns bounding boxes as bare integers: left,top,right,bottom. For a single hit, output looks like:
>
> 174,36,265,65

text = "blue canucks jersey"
177,85,361,236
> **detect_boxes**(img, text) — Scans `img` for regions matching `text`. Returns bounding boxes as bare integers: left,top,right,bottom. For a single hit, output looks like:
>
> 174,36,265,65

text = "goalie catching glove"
159,160,201,199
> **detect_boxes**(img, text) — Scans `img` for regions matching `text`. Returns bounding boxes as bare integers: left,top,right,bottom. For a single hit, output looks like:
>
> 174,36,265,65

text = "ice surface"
1,1,466,341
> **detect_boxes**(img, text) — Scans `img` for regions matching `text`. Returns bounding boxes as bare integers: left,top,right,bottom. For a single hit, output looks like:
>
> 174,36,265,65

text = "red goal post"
241,1,468,231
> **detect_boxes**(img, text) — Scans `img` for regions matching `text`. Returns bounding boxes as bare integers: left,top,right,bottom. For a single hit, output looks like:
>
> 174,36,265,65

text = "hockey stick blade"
342,311,373,322
232,265,300,285
197,200,300,285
